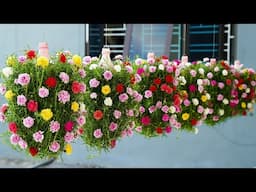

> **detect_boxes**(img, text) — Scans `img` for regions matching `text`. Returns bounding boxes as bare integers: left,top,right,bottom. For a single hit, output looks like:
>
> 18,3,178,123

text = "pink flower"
135,58,143,65
148,105,156,113
94,129,103,138
189,84,196,92
166,66,173,73
141,116,151,126
231,89,238,98
78,69,86,78
10,134,20,145
113,110,122,119
126,128,133,137
175,122,181,129
33,131,44,143
79,83,86,93
126,109,134,117
0,104,8,114
161,105,169,113
241,93,247,98
49,120,60,133
162,114,169,122
137,68,145,75
190,70,197,77
0,113,6,122
208,108,214,114
65,121,74,132
76,115,86,126
126,87,133,95
49,141,60,152
59,72,70,84
17,73,30,86
121,130,127,138
144,90,152,98
58,90,70,104
134,94,143,102
103,70,113,81
109,122,118,132
64,132,75,143
198,85,204,93
119,93,129,102
89,78,100,88
213,116,219,121
18,139,27,149
0,84,6,95
83,56,91,65
135,126,142,133
251,81,256,87
207,72,213,79
23,116,34,128
217,94,224,101
17,95,27,106
149,66,157,73
183,99,191,107
218,82,225,89
197,105,204,114
18,55,26,63
90,92,97,99
165,126,172,133
125,66,133,73
147,57,155,64
210,80,217,86
156,101,162,109
139,106,145,114
38,87,49,98
135,74,142,83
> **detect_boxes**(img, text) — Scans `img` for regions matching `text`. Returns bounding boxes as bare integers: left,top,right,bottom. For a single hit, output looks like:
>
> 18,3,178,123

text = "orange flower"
93,110,103,120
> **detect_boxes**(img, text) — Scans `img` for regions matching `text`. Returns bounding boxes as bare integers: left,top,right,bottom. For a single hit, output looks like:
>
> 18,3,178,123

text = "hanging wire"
212,24,216,58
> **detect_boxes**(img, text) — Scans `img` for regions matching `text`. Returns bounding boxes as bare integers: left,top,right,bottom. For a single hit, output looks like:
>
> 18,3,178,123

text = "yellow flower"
6,56,16,66
71,101,79,112
36,56,49,68
72,55,82,68
40,108,53,121
4,90,15,100
182,113,190,121
241,102,246,109
101,85,111,95
64,143,72,155
201,95,208,102
238,84,243,90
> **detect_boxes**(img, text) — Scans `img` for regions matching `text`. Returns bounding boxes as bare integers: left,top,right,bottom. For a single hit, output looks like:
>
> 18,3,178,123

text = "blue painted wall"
0,24,255,168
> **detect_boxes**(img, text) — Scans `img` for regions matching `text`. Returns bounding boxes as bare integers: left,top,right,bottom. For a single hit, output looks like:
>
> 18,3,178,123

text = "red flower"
149,85,157,92
141,116,151,126
226,79,232,86
116,83,124,93
45,77,57,88
162,55,168,60
72,81,81,94
242,111,247,116
130,75,136,84
26,50,36,59
9,122,17,133
110,140,116,149
154,78,161,85
165,75,173,83
156,127,163,134
160,83,168,91
190,119,198,126
0,104,8,113
65,121,74,132
59,53,66,63
165,86,173,94
93,110,103,120
27,100,38,112
29,147,38,157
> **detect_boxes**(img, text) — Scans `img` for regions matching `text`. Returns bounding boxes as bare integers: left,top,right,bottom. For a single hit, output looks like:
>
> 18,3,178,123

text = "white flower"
158,64,165,70
185,62,191,67
246,88,250,93
197,79,203,86
206,93,211,100
219,109,225,116
203,57,209,62
2,67,13,78
104,97,113,106
247,103,253,109
89,64,98,70
198,68,205,75
169,106,176,114
214,66,219,72
194,127,199,135
204,108,210,115
223,98,229,105
79,102,86,113
178,76,186,85
192,98,199,106
114,65,121,72
222,69,228,76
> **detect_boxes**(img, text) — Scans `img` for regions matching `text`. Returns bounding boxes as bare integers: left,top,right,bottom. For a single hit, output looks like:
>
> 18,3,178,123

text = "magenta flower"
109,122,118,132
162,114,169,122
59,72,70,84
64,132,75,143
94,129,103,138
161,105,169,113
64,121,74,132
165,126,172,133
49,120,60,133
33,131,44,143
183,99,191,107
119,93,129,102
17,73,30,86
144,90,152,98
137,68,145,75
76,115,86,126
231,89,238,98
58,90,70,104
211,80,217,86
23,116,34,128
189,84,196,92
10,134,20,145
103,70,113,81
113,110,122,119
89,78,100,88
141,116,151,126
17,95,27,106
49,141,60,152
38,86,49,98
